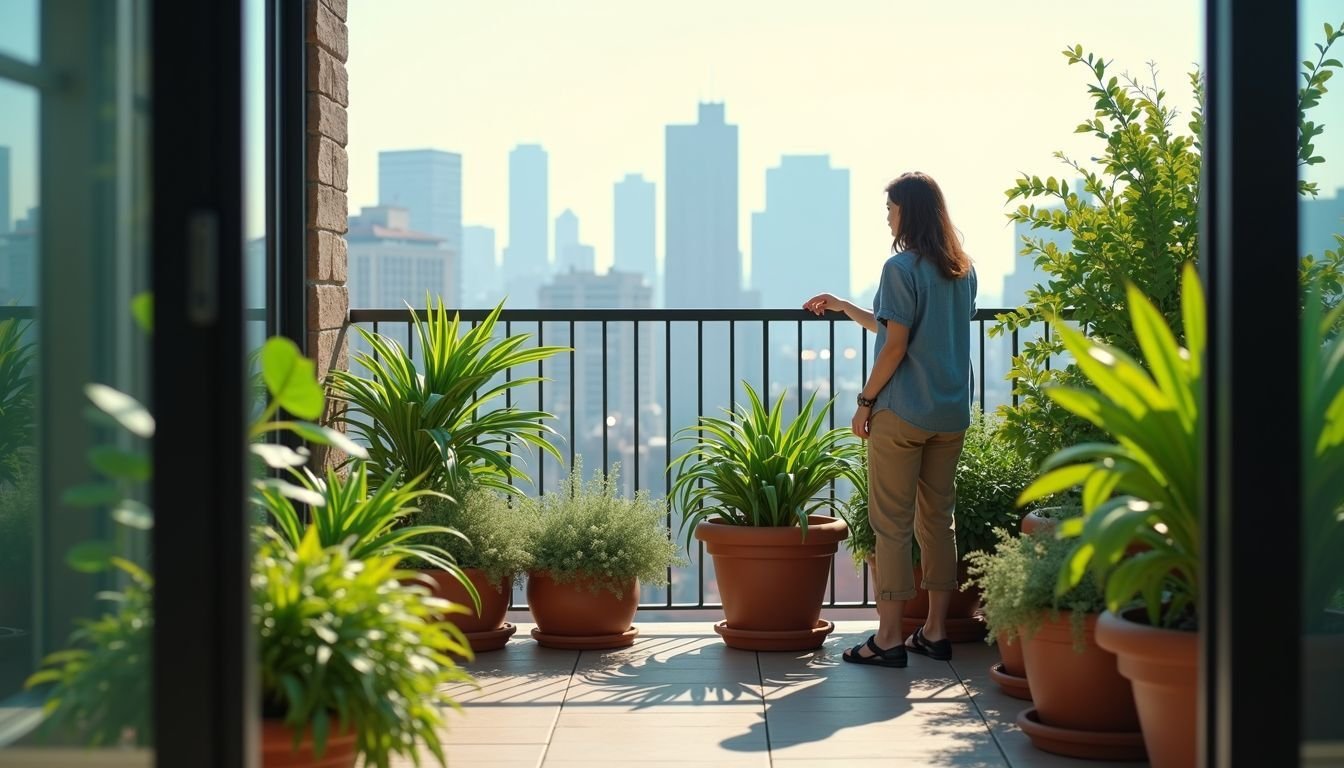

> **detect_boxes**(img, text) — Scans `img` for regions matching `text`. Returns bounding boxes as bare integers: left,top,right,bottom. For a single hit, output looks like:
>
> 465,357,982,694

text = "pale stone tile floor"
398,621,1151,768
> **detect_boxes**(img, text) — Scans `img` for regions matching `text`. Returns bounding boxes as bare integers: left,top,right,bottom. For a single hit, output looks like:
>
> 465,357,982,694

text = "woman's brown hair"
885,172,972,280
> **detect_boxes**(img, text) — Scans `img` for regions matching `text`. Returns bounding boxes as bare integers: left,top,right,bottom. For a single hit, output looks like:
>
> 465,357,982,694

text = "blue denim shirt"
871,250,977,433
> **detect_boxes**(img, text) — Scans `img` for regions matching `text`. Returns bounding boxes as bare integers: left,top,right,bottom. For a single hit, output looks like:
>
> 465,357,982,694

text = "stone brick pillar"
306,0,349,383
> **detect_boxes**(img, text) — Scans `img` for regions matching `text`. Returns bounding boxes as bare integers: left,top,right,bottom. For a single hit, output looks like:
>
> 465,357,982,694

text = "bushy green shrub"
411,486,533,588
964,527,1105,650
525,464,682,597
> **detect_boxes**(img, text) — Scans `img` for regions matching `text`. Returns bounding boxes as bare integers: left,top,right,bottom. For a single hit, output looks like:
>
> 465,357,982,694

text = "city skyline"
345,0,1212,302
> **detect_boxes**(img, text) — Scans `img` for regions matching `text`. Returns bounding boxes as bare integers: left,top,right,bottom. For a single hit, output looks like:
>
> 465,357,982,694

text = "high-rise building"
0,146,10,235
346,205,457,309
462,225,499,307
553,209,594,272
539,269,655,495
0,206,36,306
1302,186,1344,261
614,173,656,295
503,144,550,304
750,155,849,309
664,103,741,308
377,149,462,259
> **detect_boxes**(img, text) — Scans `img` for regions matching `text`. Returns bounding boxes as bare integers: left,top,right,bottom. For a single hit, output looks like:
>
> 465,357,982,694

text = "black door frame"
151,0,252,764
1202,0,1302,765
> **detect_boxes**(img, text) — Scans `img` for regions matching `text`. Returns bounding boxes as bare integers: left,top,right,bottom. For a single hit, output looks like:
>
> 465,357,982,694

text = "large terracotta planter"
868,556,985,642
1095,609,1198,768
420,567,517,652
988,632,1031,701
698,515,847,651
526,572,639,650
1016,611,1145,760
261,720,357,768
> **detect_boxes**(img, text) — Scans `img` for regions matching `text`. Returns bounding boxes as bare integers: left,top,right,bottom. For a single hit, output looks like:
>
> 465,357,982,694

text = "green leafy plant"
411,485,533,587
328,299,567,495
669,383,862,549
0,318,35,485
27,336,369,747
525,463,682,597
994,36,1344,469
254,528,472,768
1303,284,1344,631
964,527,1106,650
839,409,1035,570
252,463,479,612
1019,263,1203,631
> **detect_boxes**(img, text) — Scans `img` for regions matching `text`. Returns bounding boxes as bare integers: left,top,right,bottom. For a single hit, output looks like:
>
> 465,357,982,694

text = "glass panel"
0,0,39,65
244,0,268,352
1299,0,1344,754
0,0,154,757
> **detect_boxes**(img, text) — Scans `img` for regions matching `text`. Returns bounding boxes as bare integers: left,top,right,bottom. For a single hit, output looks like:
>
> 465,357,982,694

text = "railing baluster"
569,320,576,476
601,320,609,476
633,319,640,495
1011,327,1021,408
665,319,673,609
538,320,545,495
979,319,986,410
697,319,706,609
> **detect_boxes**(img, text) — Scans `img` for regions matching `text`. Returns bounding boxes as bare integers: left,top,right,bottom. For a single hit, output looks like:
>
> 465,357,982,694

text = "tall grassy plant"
328,299,566,494
669,383,862,549
253,463,479,612
0,318,35,484
1019,263,1203,630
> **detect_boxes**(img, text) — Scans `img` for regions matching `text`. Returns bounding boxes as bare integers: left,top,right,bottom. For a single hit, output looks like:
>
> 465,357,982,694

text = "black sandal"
842,635,908,668
905,627,952,661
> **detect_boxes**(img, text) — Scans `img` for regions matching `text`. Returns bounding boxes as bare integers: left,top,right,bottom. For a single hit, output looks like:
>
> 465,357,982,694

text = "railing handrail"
348,307,1020,323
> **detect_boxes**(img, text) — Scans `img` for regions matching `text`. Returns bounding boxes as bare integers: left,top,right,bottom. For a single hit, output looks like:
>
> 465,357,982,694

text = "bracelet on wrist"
857,393,876,408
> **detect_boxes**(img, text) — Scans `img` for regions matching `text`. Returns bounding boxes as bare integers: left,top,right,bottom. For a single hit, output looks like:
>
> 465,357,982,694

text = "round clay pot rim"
1022,610,1099,644
531,626,639,646
1016,707,1146,746
713,619,834,640
694,515,848,545
1095,609,1199,669
466,622,518,640
526,571,638,592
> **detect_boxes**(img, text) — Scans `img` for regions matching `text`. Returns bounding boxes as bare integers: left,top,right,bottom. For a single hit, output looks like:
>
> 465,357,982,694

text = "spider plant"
328,298,567,495
668,382,863,550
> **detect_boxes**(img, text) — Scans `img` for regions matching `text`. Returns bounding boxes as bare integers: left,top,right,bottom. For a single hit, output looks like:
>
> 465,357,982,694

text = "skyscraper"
750,155,849,309
462,225,499,307
377,149,462,259
614,173,656,297
503,144,550,304
346,205,457,309
664,103,741,308
0,146,10,235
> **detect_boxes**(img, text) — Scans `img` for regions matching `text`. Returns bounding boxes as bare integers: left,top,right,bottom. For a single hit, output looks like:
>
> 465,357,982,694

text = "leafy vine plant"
992,29,1344,470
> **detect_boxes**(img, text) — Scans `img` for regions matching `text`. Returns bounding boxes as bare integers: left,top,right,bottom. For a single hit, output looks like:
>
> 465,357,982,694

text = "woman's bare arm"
803,293,878,333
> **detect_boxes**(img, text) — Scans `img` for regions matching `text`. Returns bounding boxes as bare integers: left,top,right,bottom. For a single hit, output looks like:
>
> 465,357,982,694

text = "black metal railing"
347,306,1043,612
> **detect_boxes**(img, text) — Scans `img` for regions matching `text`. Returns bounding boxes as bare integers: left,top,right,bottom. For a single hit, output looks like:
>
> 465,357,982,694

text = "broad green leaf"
131,292,153,333
111,500,154,530
85,384,155,439
251,442,311,469
67,540,114,573
260,337,324,420
63,483,124,508
90,447,151,482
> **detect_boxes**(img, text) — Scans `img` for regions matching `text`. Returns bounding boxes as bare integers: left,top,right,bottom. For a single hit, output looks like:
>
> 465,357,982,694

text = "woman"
804,171,976,668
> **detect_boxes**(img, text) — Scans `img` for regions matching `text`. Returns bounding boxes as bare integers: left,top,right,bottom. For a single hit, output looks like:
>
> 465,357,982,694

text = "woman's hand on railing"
803,293,845,315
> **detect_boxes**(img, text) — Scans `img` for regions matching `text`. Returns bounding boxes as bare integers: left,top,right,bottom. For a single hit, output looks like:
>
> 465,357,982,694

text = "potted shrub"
327,298,566,496
1019,266,1203,768
670,383,861,651
254,529,472,768
410,486,534,652
966,528,1144,760
523,463,681,649
327,297,565,628
840,409,1034,643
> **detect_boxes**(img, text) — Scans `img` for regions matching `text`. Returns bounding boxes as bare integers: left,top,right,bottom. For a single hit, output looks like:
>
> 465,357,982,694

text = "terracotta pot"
1020,509,1059,536
998,632,1027,677
1303,625,1344,741
1095,609,1198,768
416,567,517,652
989,632,1032,701
526,572,639,649
1021,612,1140,733
698,515,847,650
260,720,357,768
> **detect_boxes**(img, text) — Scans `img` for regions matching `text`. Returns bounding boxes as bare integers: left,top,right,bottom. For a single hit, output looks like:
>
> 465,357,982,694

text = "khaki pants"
867,409,965,601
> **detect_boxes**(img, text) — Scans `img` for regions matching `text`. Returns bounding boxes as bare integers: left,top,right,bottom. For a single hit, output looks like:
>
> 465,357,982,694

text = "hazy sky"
347,0,1207,302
